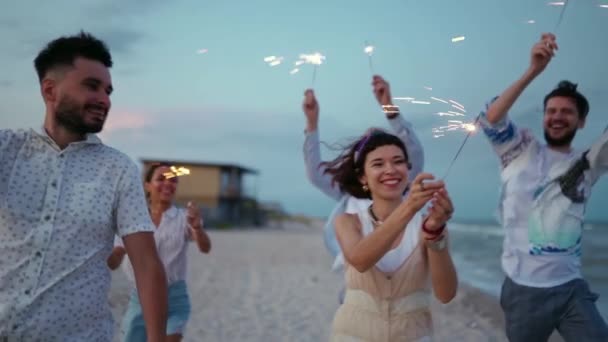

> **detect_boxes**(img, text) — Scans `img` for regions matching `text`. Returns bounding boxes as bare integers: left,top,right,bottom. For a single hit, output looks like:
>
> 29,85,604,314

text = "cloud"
98,109,156,142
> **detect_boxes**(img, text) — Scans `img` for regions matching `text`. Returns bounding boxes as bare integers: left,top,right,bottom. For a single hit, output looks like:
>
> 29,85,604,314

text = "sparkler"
442,115,481,180
297,52,325,87
552,0,569,31
264,56,284,66
163,166,191,179
364,41,375,74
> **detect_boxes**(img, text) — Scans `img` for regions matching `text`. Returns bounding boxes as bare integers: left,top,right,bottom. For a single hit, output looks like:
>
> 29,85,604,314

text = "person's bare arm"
186,202,211,253
421,188,457,303
123,232,168,342
106,246,126,270
485,33,558,124
336,174,441,273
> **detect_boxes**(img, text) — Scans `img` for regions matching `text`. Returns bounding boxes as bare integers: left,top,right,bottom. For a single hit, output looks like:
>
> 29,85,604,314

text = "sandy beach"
109,222,565,342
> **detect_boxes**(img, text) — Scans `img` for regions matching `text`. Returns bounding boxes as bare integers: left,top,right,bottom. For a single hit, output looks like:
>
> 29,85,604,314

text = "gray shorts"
500,277,608,342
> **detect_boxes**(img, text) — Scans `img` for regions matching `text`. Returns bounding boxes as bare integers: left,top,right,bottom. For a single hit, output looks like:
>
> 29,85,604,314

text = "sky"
1,0,608,222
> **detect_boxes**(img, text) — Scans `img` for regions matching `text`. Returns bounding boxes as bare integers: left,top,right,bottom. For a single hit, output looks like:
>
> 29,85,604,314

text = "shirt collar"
162,206,179,219
33,125,102,148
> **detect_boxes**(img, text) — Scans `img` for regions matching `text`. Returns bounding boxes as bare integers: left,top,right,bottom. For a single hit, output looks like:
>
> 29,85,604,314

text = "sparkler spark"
290,68,299,75
463,123,477,132
264,56,284,66
548,1,565,6
527,19,536,24
163,166,191,179
424,86,433,91
393,97,415,101
364,42,375,73
448,99,465,108
269,58,283,66
451,36,466,43
451,104,466,112
196,49,208,54
411,100,431,105
298,52,326,65
431,96,448,104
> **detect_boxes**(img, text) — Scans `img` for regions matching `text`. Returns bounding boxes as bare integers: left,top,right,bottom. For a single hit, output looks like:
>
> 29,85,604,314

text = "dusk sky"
2,0,607,221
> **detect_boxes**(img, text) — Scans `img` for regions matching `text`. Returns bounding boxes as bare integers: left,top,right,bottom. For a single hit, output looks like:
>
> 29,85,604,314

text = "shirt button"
44,215,50,221
35,251,42,257
51,181,57,188
24,289,30,295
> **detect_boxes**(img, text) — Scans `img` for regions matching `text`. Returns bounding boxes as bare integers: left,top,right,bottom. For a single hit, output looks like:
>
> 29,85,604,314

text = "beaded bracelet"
422,218,446,240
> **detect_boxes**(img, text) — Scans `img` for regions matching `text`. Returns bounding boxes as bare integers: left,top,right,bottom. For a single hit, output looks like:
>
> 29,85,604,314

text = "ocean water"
449,222,608,320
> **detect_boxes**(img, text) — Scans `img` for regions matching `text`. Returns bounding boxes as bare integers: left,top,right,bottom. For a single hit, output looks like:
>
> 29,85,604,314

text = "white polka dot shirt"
0,128,154,341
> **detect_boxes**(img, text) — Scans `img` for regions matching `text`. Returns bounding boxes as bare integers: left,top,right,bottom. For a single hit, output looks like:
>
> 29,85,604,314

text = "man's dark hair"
34,31,112,82
543,80,589,119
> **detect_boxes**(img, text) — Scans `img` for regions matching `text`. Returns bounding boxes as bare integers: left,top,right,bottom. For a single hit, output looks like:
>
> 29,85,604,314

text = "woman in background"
108,162,212,342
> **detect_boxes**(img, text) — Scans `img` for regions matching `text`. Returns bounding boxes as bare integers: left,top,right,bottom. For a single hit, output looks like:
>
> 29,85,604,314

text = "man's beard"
544,127,576,147
55,95,105,134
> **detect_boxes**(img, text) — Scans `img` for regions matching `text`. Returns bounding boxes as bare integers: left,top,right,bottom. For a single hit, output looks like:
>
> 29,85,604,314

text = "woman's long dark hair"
320,129,409,199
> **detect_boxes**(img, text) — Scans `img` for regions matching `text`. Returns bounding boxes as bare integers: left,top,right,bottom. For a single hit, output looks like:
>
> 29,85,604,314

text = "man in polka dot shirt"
0,32,168,341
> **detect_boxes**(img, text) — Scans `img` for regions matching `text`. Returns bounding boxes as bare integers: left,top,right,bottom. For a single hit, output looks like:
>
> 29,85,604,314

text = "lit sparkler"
163,166,191,179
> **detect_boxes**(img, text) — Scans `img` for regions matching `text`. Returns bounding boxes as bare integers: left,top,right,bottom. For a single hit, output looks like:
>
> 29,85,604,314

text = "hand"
372,75,393,107
529,33,558,76
115,246,126,256
423,188,454,237
302,89,319,132
186,201,204,235
404,173,445,213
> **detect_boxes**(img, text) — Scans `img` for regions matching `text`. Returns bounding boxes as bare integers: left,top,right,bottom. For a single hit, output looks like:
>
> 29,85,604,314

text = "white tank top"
357,207,422,273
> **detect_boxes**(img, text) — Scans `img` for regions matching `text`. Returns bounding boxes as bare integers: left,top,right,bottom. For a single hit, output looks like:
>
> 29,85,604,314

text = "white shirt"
357,207,422,273
480,98,608,287
116,206,194,285
0,128,154,341
302,114,425,268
